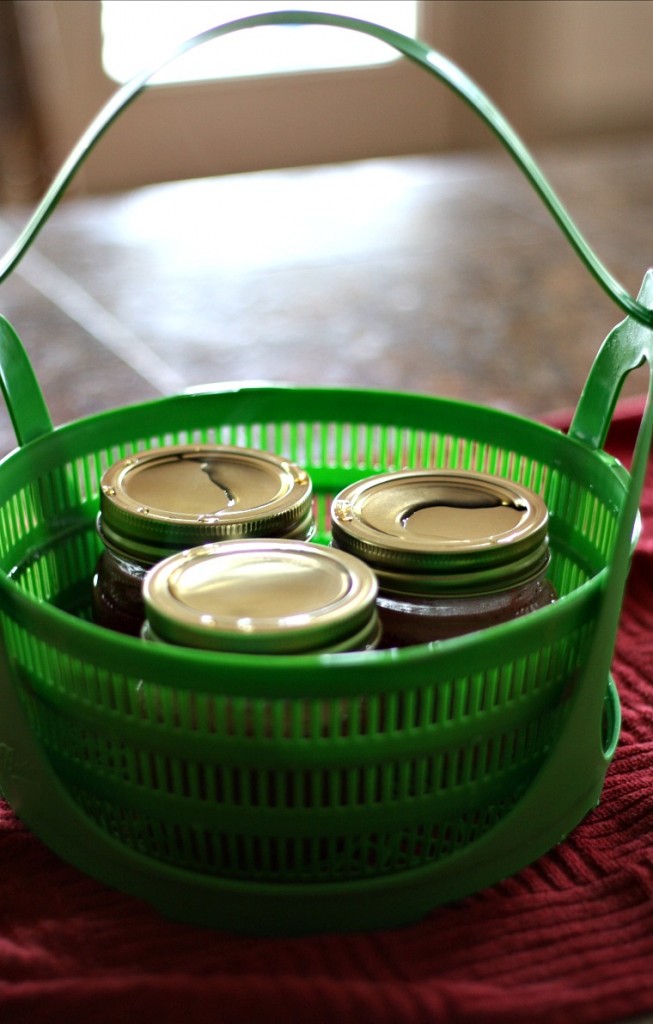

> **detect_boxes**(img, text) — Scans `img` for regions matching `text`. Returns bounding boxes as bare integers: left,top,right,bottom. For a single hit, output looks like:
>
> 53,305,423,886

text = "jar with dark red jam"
141,538,380,816
330,469,556,648
141,538,380,656
92,444,314,635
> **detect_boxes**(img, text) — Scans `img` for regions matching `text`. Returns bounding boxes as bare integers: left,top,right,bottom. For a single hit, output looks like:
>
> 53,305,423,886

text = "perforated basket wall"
0,385,624,886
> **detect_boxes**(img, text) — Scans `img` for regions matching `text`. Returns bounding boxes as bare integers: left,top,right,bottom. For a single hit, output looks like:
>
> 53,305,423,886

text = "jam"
140,537,380,737
141,538,380,656
331,469,556,647
92,444,314,635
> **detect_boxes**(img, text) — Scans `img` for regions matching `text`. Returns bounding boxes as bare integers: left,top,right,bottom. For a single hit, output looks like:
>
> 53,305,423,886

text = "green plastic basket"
0,12,652,936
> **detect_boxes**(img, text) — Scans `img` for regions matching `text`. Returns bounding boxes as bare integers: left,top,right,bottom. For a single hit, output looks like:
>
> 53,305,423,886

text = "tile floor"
0,132,651,458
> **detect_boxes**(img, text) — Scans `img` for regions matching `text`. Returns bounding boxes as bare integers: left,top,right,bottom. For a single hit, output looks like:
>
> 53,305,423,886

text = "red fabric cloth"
2,400,653,1024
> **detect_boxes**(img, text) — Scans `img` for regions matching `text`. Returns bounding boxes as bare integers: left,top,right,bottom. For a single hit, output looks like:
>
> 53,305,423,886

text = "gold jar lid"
331,469,550,595
99,444,313,561
142,538,379,654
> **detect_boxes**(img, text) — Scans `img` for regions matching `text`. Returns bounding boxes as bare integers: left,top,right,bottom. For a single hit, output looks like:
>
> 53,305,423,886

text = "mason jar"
92,444,314,635
330,469,556,648
141,537,380,656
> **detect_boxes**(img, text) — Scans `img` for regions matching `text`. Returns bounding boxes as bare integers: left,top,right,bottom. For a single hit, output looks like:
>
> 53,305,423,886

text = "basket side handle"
0,315,53,446
570,269,653,743
569,269,653,452
571,269,653,608
0,10,652,331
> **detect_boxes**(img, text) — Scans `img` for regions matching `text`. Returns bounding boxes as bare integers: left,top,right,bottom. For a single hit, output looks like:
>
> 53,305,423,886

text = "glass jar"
331,469,556,648
141,538,380,655
92,444,314,635
140,539,380,821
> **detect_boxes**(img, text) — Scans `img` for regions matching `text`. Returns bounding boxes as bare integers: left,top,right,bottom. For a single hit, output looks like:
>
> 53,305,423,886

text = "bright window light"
101,1,418,84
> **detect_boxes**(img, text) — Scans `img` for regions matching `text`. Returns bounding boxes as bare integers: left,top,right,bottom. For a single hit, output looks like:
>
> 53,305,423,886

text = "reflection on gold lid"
331,469,550,590
99,444,313,559
142,538,378,654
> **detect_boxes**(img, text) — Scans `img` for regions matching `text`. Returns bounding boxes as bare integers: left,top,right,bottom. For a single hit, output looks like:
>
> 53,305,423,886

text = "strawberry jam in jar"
141,539,380,800
92,444,313,635
331,469,556,648
141,538,380,656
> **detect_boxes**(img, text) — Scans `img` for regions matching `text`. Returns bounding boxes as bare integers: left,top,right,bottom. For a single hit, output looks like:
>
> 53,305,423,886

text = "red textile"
1,401,653,1024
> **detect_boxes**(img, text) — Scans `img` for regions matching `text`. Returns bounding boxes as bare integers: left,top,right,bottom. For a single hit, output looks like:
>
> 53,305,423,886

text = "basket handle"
569,270,653,451
570,270,653,748
1,9,652,331
0,315,52,445
581,268,653,626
